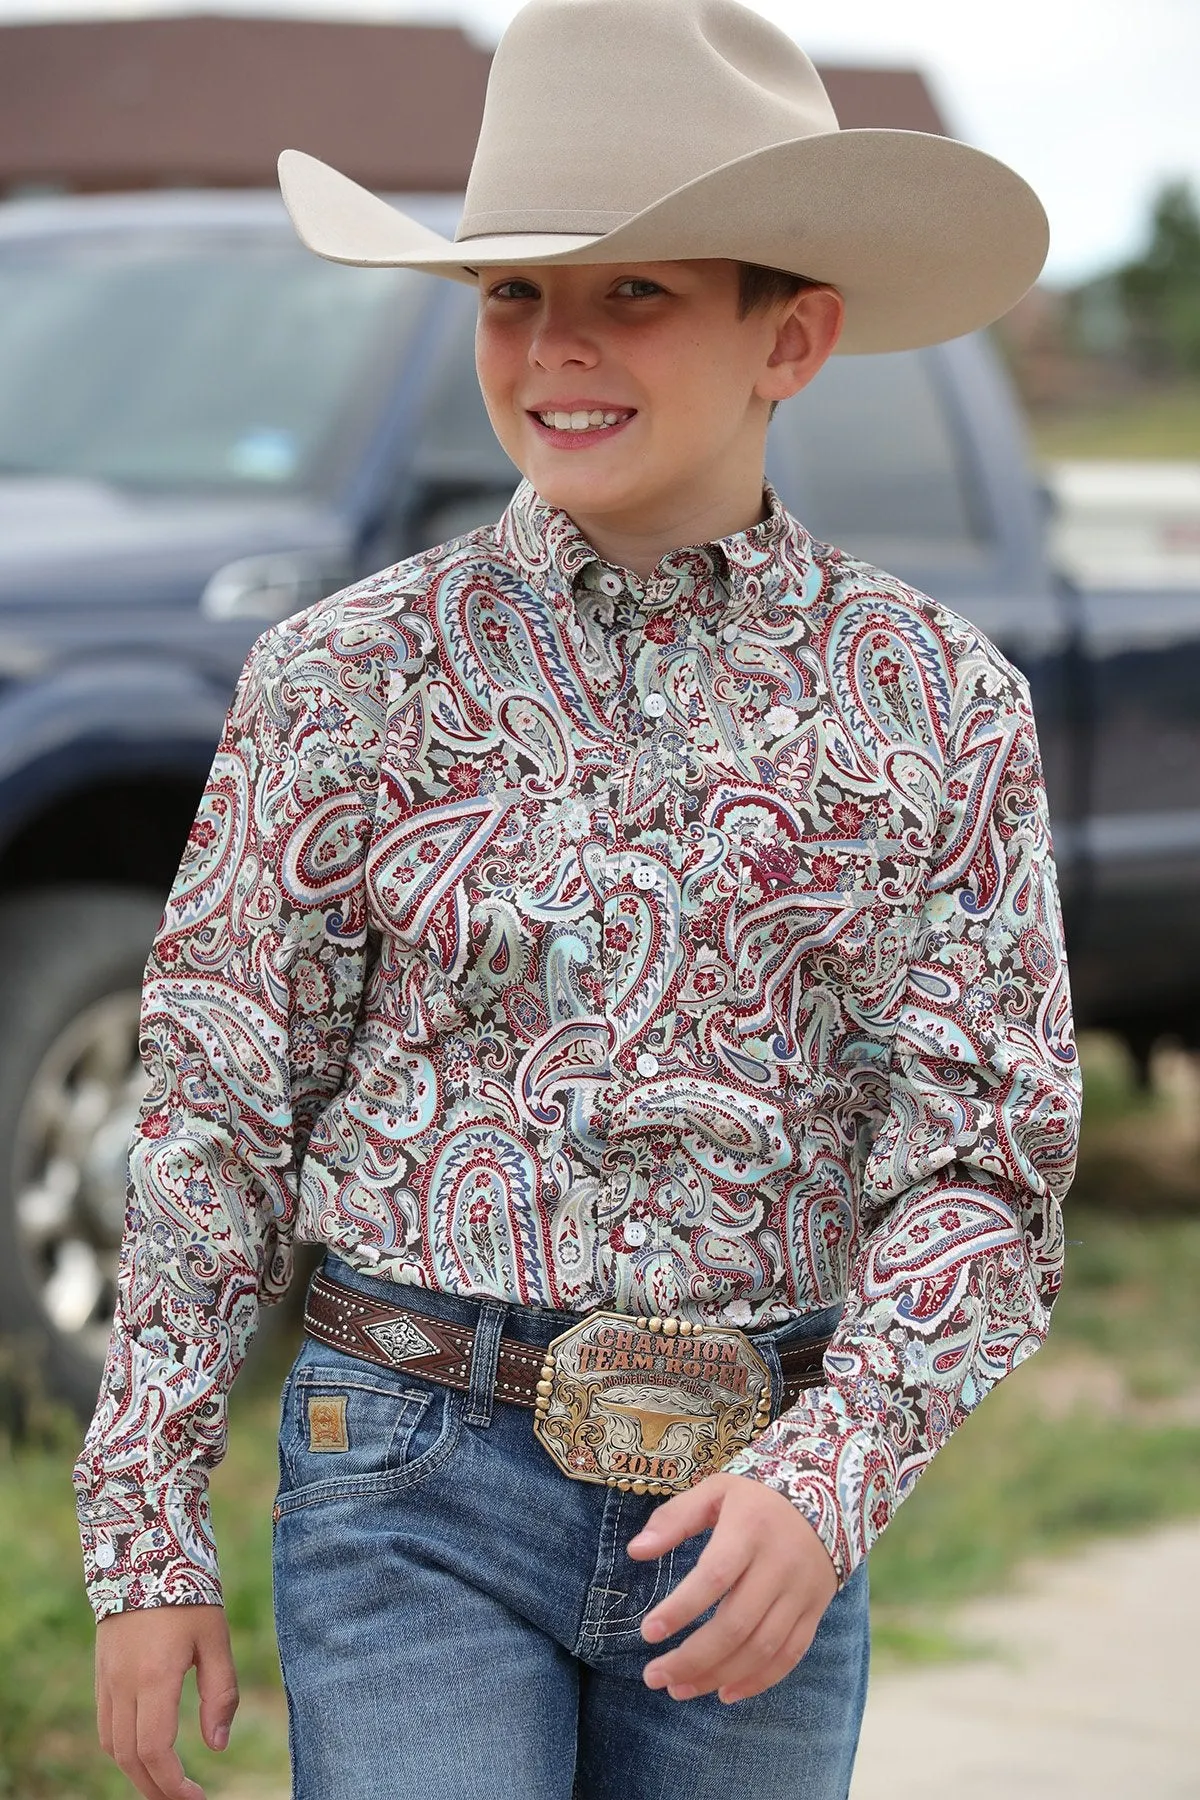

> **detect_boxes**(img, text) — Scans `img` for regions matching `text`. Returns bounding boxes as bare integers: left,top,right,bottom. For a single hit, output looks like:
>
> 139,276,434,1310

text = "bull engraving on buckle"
532,1311,772,1494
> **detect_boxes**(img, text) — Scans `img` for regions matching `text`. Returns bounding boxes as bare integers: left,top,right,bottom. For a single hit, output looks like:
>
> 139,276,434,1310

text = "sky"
2,0,1197,287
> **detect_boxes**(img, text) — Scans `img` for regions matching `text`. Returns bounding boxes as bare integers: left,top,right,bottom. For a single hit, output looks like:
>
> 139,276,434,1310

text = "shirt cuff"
75,1479,224,1623
721,1395,894,1586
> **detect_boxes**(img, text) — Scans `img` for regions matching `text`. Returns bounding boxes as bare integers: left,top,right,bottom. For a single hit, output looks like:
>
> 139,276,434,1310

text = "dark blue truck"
1,188,1194,1415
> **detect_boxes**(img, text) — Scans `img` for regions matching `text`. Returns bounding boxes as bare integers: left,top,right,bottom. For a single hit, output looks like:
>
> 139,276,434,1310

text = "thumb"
195,1623,240,1753
627,1477,724,1556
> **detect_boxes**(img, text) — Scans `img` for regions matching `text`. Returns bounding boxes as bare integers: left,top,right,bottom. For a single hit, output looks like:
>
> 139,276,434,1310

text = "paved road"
851,1520,1200,1800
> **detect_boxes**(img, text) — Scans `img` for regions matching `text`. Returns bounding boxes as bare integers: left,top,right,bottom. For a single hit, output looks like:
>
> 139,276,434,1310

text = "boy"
74,2,1081,1796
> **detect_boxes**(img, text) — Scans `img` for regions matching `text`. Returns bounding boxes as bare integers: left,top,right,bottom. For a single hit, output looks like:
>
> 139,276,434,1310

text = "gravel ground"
851,1520,1200,1800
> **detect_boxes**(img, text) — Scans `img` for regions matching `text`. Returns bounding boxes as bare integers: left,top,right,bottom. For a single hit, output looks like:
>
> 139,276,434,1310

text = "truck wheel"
0,886,165,1421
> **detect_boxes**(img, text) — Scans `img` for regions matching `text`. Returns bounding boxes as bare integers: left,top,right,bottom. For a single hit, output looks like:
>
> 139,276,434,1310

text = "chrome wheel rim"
12,992,148,1364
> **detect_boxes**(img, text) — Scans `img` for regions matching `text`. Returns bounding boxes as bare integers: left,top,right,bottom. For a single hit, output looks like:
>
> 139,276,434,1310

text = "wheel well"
0,777,204,899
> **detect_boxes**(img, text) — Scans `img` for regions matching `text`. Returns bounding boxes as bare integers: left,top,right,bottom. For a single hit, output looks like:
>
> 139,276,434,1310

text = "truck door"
1067,580,1200,1034
765,334,1082,927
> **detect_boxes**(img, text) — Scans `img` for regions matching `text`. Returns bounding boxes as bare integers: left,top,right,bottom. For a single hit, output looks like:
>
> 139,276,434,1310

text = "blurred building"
0,15,949,198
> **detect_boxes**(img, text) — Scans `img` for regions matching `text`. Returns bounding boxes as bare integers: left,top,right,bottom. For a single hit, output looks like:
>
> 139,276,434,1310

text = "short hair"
736,261,826,318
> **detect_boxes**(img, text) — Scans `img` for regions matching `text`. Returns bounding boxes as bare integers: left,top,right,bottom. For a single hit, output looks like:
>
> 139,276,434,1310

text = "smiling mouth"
529,408,636,433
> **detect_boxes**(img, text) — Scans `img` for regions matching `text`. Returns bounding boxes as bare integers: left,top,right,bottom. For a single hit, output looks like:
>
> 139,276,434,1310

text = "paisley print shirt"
74,480,1080,1620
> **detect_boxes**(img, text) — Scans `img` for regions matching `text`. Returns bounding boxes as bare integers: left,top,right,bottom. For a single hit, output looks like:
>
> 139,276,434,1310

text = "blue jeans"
272,1253,870,1800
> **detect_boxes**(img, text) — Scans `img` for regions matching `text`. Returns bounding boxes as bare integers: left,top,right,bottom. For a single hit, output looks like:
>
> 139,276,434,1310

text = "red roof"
0,15,950,197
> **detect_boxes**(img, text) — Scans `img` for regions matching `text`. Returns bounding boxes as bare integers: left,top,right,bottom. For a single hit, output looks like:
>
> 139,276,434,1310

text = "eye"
613,277,665,299
486,278,541,301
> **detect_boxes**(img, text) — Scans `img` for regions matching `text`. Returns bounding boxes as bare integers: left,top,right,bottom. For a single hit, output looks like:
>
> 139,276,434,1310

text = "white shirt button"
624,1220,648,1247
93,1542,117,1569
642,692,667,718
636,1051,660,1077
722,623,740,644
597,570,623,597
633,866,656,889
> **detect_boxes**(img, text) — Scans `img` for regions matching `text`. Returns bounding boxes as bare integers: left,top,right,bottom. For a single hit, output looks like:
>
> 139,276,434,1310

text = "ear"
755,286,845,405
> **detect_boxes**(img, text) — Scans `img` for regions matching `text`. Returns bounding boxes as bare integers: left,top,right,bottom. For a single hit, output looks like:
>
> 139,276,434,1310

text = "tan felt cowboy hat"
278,0,1049,355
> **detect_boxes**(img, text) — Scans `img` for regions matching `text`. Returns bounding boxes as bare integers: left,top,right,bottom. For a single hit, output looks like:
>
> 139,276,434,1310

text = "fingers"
626,1480,723,1557
110,1678,204,1800
137,1660,206,1800
681,1587,799,1700
711,1598,819,1703
643,1553,785,1698
195,1618,240,1753
640,1526,755,1643
96,1606,231,1800
750,1610,821,1701
137,1744,205,1800
634,1477,840,1704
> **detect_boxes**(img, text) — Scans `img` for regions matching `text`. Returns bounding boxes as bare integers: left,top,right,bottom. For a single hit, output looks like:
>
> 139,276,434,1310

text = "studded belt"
303,1268,832,1497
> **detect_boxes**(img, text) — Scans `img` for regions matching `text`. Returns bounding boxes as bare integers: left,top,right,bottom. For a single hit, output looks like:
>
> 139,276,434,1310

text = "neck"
565,469,770,580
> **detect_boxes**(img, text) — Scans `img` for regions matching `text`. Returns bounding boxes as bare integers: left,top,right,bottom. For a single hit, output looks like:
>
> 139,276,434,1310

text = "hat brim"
278,131,1047,355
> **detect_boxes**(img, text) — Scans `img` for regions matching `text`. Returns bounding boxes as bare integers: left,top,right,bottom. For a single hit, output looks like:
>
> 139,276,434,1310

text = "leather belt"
303,1267,831,1417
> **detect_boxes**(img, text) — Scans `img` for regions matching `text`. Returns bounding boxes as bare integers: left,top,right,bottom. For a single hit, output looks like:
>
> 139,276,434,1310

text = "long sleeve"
72,610,393,1621
723,649,1082,1583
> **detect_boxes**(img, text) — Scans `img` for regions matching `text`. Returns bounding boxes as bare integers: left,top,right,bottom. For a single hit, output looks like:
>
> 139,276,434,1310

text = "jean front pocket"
275,1343,461,1513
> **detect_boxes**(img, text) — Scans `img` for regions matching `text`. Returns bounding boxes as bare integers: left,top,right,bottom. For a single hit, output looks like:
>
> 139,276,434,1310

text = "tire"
0,885,166,1421
0,883,323,1423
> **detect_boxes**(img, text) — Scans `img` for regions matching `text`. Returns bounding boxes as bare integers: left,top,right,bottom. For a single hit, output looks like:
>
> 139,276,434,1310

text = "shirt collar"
495,478,813,621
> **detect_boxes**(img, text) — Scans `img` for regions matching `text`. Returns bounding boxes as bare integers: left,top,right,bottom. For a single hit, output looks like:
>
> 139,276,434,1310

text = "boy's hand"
627,1471,838,1703
95,1603,239,1800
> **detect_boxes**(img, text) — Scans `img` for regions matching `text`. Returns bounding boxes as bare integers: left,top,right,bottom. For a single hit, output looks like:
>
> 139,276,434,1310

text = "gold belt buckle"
532,1311,773,1495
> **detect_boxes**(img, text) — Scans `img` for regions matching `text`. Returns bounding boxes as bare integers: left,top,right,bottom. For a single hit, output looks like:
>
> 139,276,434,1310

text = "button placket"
599,596,636,1110
577,566,645,1304
591,563,699,1296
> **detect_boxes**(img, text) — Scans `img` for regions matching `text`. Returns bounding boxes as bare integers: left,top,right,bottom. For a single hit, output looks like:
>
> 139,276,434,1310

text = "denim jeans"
272,1252,870,1800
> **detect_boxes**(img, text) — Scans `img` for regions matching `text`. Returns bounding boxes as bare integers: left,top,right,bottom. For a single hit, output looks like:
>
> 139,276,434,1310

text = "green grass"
3,1195,1200,1790
1029,379,1200,459
868,1370,1200,1610
1053,1208,1200,1369
865,1203,1200,1660
0,1348,292,1799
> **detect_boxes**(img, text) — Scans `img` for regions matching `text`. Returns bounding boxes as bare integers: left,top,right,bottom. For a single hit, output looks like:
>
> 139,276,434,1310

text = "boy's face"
475,258,841,548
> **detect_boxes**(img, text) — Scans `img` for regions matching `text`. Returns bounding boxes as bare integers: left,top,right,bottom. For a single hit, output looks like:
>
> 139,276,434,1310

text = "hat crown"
457,0,840,242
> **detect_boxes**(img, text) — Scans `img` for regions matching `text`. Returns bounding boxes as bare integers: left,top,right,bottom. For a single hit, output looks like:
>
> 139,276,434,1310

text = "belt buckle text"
532,1310,772,1494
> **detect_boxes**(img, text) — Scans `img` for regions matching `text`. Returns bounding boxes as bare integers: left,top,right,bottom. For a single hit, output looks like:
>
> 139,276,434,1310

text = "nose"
527,296,599,372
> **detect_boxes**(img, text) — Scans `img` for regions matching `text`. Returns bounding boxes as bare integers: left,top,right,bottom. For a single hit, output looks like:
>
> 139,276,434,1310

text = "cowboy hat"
277,0,1048,355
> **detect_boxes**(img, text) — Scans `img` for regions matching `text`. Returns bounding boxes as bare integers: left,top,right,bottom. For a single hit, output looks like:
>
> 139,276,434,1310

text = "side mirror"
199,549,353,622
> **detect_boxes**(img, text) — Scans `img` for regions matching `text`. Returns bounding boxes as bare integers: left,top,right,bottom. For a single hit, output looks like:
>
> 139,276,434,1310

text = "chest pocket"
726,819,922,1054
365,792,516,983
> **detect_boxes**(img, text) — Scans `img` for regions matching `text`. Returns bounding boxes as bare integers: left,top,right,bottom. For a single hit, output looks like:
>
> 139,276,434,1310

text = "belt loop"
758,1340,785,1423
465,1300,505,1427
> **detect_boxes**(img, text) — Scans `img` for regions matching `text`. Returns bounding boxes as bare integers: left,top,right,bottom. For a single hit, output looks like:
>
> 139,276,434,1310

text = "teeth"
538,410,627,431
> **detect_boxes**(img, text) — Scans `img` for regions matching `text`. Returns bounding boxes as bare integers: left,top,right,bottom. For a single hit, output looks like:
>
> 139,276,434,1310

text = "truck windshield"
0,228,421,492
